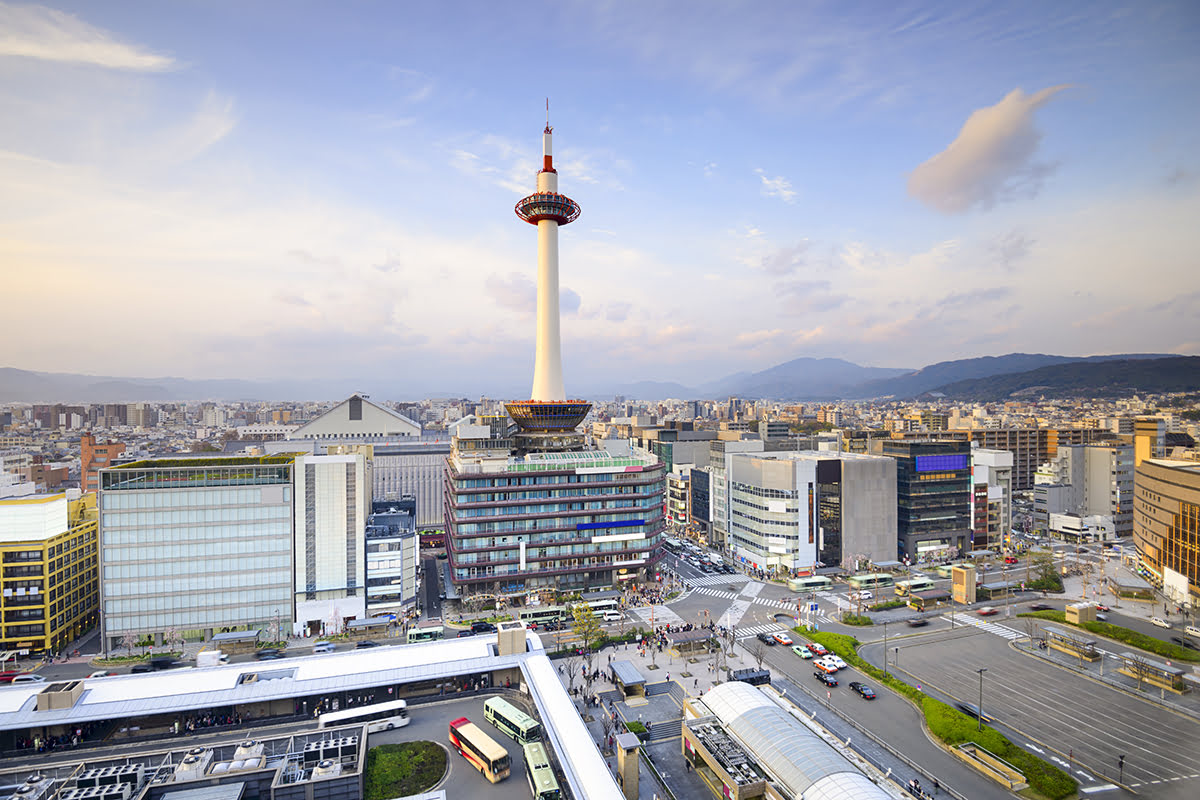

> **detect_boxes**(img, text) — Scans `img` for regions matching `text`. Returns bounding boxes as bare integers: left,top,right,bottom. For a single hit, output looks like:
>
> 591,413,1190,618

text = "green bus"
935,562,968,578
787,575,832,592
407,624,444,643
484,696,542,744
847,573,895,591
895,577,935,597
523,741,562,800
518,605,567,627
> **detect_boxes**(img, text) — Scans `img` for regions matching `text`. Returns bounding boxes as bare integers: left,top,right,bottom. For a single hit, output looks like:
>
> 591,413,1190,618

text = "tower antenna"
545,98,551,133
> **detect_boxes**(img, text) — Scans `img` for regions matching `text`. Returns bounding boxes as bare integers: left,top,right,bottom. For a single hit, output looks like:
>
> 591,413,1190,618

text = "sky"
2,1,1199,395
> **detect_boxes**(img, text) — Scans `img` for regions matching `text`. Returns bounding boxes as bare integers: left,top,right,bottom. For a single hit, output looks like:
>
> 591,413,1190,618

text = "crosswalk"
735,622,791,640
943,613,1024,640
687,573,752,587
691,586,797,611
630,604,685,626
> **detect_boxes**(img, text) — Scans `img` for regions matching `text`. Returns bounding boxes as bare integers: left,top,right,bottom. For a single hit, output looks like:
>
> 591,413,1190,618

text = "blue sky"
2,1,1198,395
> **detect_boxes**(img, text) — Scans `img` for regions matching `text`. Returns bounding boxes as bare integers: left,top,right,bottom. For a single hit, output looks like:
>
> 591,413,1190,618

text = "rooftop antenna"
545,97,551,133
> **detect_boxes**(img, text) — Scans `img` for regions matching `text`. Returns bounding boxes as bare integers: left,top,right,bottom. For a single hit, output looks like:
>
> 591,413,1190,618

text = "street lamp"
1118,754,1125,784
976,668,988,731
883,621,889,676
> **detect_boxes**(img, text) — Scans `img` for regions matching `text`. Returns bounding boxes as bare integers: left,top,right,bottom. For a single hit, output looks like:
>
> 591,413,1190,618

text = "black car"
471,621,497,634
130,663,153,673
756,632,777,646
456,630,475,638
1030,602,1053,611
355,640,381,649
255,648,284,660
906,618,929,628
814,670,838,687
848,681,876,699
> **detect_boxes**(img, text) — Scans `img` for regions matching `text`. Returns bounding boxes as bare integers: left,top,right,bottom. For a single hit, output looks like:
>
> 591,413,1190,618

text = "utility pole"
883,621,889,676
977,667,988,731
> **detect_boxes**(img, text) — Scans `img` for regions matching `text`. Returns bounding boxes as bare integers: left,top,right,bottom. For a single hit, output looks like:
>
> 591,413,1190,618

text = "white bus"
318,699,410,733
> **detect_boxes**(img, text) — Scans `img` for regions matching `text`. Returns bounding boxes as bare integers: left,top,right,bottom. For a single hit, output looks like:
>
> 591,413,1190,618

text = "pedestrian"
933,777,939,795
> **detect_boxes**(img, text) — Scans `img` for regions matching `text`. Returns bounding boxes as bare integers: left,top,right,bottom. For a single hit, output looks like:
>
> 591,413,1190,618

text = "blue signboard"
915,454,969,472
577,519,644,531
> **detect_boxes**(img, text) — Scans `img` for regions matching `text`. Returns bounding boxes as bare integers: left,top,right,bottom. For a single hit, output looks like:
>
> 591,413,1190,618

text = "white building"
292,452,372,636
1034,443,1133,536
972,447,1013,549
289,394,420,441
365,499,420,619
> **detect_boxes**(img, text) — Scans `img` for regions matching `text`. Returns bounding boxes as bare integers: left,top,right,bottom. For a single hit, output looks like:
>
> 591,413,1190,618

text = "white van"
602,610,623,622
1185,626,1200,639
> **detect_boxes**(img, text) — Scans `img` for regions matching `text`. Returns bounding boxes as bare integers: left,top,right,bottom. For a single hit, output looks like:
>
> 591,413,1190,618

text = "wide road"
862,628,1200,799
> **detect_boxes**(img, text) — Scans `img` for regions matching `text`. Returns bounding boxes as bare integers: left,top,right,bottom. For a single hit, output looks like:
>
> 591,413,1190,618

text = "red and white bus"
449,716,511,783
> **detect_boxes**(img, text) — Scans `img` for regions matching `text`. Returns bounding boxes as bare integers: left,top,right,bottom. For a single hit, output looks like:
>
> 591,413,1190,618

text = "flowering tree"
121,630,138,657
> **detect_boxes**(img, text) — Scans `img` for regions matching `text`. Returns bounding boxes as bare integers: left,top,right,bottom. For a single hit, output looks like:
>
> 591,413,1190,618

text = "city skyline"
2,1,1198,390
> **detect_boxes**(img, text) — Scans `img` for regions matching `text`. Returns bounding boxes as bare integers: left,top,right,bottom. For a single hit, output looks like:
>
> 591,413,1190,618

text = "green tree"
572,605,604,675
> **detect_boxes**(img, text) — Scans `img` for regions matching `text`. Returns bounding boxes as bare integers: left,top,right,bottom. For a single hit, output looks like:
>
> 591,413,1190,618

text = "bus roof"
451,717,508,761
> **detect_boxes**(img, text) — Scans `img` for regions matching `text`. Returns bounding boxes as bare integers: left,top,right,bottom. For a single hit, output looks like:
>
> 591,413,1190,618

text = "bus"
574,598,619,616
449,716,511,783
664,538,683,553
407,624,444,643
518,605,567,628
895,577,935,597
318,699,409,733
788,576,832,592
936,563,968,578
523,741,562,800
483,696,541,744
847,573,894,591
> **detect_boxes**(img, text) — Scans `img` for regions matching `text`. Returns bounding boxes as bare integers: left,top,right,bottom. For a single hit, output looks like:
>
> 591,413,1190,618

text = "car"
435,552,448,560
851,591,873,601
1182,639,1199,651
1095,613,1107,621
815,659,839,674
88,670,114,678
977,606,998,616
1151,617,1172,629
1095,604,1111,612
825,655,847,670
814,670,838,687
255,648,285,660
9,674,45,684
0,671,23,684
130,663,153,673
470,621,497,634
772,632,793,646
542,620,560,632
848,681,876,699
792,645,814,659
355,640,382,648
756,632,777,646
1004,556,1018,564
456,630,475,638
1030,602,1053,611
906,617,929,628
807,642,828,656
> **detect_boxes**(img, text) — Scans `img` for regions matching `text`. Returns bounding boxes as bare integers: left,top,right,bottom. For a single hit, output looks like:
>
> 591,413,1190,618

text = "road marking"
741,582,764,598
735,622,789,639
687,574,751,587
1027,744,1044,753
1080,784,1118,793
718,599,751,629
630,605,684,626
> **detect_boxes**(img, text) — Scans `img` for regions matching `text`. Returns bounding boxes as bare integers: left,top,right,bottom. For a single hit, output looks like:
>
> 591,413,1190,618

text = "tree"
572,605,603,675
164,627,184,654
121,630,138,657
749,637,766,670
1128,654,1153,692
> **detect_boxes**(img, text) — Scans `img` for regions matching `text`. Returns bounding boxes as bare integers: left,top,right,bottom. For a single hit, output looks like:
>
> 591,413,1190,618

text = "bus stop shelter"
1118,652,1188,693
610,660,647,699
1043,625,1100,662
667,629,714,658
908,588,951,611
209,630,260,655
345,617,391,642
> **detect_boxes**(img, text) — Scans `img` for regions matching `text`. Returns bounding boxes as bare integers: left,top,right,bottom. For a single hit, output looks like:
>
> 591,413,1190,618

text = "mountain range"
0,352,1190,403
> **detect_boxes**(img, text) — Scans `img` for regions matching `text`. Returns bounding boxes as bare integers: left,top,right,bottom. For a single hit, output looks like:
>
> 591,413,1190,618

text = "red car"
0,671,22,684
1004,556,1018,564
977,607,999,616
1095,604,1111,612
807,643,828,656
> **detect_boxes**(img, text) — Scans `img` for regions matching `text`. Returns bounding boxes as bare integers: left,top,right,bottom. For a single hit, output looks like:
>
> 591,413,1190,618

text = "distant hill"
0,367,350,403
708,357,912,400
929,356,1200,400
852,353,1175,399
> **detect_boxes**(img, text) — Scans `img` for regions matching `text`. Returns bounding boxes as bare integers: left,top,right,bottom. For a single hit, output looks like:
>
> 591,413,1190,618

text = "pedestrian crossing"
735,622,791,640
687,573,752,587
630,605,685,626
943,613,1024,640
690,586,797,611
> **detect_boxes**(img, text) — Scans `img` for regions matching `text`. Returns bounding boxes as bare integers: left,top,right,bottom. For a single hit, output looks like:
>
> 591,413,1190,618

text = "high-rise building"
1033,443,1133,536
365,498,420,620
1133,459,1200,608
0,491,99,655
707,439,765,553
443,117,665,601
971,448,1013,551
727,451,896,574
1134,416,1166,467
874,440,972,562
81,433,126,494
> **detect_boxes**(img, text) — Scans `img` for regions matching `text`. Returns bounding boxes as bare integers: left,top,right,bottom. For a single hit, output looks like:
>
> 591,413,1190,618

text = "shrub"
869,600,906,611
840,613,874,626
1017,612,1200,662
624,721,647,737
364,742,447,800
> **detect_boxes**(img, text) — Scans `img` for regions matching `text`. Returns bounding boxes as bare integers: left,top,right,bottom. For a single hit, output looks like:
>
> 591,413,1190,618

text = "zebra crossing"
686,573,752,587
690,586,797,611
630,604,685,626
735,622,791,640
944,613,1024,640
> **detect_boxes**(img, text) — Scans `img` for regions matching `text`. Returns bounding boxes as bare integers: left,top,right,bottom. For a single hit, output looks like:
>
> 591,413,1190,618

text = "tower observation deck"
506,112,592,447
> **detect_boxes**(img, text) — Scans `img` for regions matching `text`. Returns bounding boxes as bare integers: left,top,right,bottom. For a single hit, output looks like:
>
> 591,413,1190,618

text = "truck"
196,650,229,668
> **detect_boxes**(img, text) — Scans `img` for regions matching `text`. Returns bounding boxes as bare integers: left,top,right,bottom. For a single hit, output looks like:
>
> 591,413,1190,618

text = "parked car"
772,632,793,646
9,674,45,684
977,607,999,616
807,642,828,656
791,645,814,659
1151,617,1172,629
1030,602,1053,611
756,632,777,646
814,670,838,687
848,681,876,699
906,618,929,628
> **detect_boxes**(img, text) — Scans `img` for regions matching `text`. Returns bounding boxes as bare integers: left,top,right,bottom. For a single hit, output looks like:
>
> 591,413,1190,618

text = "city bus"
847,573,894,591
483,696,542,744
895,577,935,597
518,605,567,628
523,741,562,800
318,699,409,733
787,575,832,592
449,716,511,783
407,624,444,643
935,562,969,578
575,598,620,616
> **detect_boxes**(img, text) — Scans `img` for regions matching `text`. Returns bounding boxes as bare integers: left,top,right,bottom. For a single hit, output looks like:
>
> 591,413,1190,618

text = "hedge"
1018,610,1200,662
840,614,874,626
364,741,446,800
793,626,1076,800
868,600,907,611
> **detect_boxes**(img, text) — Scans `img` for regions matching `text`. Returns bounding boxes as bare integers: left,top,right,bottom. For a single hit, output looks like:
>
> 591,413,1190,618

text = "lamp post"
976,667,988,731
1118,754,1125,784
883,621,889,676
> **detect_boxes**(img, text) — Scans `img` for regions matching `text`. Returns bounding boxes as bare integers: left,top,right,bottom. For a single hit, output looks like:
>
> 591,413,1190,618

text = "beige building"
1133,458,1200,610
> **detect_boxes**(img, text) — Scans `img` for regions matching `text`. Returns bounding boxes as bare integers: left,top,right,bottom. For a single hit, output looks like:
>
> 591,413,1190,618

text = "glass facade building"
98,458,295,650
878,440,972,563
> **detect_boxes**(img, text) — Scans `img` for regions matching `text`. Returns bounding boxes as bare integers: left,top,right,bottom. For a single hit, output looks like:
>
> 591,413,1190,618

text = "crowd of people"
174,711,243,734
15,722,98,752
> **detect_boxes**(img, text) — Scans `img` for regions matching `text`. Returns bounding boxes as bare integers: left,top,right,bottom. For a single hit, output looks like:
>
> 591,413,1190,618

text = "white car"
851,590,873,601
816,656,841,672
825,655,847,670
1151,617,1172,629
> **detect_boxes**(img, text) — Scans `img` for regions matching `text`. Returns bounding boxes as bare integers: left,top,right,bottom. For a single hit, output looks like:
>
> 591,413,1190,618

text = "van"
312,641,336,654
1185,626,1200,639
602,610,623,622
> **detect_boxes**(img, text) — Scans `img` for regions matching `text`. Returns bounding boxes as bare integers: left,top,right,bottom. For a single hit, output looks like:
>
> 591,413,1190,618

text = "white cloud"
0,2,174,71
760,242,809,275
755,168,797,203
908,85,1070,213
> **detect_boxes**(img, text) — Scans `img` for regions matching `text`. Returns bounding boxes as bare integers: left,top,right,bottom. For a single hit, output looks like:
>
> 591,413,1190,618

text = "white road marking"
718,599,751,628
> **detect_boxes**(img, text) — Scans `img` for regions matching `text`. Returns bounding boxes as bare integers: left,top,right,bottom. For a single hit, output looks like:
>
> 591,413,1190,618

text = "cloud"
989,230,1034,270
908,85,1070,213
483,273,581,316
760,242,810,275
936,287,1013,309
560,288,581,316
0,2,174,70
605,302,632,322
755,168,797,203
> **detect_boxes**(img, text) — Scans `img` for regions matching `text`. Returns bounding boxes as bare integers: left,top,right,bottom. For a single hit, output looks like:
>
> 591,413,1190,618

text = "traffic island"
363,741,448,800
953,742,1028,791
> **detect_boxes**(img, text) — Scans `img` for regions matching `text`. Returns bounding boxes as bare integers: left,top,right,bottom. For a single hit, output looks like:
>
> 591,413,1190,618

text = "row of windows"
103,554,290,582
453,537,652,563
452,497,655,517
452,509,663,536
455,485,654,503
103,523,290,545
102,505,290,527
105,591,290,617
454,471,660,489
101,488,269,509
104,540,290,561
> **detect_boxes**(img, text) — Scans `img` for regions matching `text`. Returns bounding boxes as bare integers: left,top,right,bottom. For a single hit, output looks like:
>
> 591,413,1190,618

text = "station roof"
701,682,890,800
610,660,646,686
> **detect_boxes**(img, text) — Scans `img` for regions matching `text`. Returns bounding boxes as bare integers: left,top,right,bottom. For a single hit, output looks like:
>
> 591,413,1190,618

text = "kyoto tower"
505,108,592,450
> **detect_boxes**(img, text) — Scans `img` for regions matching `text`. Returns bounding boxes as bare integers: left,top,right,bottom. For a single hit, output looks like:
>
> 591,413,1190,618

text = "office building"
708,439,765,553
365,498,420,620
689,468,712,539
80,433,126,494
98,456,296,651
1134,416,1166,466
971,448,1013,551
1133,459,1200,608
0,491,99,655
667,471,690,526
1033,443,1133,536
874,440,972,563
726,451,896,574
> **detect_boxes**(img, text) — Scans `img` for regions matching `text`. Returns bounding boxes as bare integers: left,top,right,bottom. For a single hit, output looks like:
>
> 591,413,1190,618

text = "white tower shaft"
531,130,566,402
